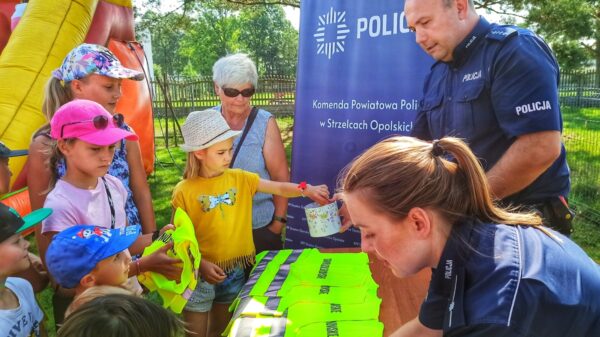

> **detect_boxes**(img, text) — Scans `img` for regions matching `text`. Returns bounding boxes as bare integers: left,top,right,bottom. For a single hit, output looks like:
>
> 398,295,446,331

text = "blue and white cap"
52,43,144,83
46,225,140,289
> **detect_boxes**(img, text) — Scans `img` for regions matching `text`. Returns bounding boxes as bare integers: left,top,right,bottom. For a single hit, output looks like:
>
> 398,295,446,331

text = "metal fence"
559,71,600,222
560,70,600,108
152,72,600,222
151,75,296,118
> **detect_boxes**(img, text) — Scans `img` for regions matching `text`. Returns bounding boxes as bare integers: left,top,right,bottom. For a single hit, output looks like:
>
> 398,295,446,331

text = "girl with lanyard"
41,100,180,328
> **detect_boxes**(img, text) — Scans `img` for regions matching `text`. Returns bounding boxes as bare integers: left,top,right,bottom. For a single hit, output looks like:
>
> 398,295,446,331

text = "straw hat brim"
180,129,242,152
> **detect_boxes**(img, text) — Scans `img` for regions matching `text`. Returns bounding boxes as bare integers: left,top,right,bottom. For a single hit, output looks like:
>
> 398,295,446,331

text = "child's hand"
160,224,175,236
304,184,330,205
200,260,227,284
141,242,182,282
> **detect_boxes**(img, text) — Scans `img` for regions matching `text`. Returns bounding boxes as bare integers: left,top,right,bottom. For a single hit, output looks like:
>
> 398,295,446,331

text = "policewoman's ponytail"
340,136,542,229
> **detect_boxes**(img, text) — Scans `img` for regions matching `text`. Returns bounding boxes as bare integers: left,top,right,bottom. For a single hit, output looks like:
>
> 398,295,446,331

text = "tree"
136,1,299,77
136,10,193,76
238,5,298,75
476,0,597,73
179,2,241,76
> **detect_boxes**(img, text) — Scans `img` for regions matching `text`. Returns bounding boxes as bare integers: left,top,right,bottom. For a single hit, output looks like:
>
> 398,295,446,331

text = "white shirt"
0,277,43,337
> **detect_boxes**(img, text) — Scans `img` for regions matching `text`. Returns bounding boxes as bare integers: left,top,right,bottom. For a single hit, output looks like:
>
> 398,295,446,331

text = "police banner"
286,0,433,248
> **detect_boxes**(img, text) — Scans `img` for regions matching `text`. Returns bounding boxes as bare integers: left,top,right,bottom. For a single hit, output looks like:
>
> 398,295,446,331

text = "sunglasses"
221,87,255,98
60,113,124,138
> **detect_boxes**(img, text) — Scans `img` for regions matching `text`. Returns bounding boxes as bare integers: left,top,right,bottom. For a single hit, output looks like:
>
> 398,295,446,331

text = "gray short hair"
212,53,258,88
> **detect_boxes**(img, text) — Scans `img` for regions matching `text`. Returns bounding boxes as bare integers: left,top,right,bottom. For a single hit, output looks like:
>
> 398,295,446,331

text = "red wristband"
297,181,307,197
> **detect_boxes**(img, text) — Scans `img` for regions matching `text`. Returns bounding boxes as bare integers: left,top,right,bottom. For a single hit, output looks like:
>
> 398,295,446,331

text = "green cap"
0,203,52,242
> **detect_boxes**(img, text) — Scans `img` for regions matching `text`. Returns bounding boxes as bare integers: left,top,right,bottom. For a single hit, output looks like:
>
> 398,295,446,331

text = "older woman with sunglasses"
212,53,290,256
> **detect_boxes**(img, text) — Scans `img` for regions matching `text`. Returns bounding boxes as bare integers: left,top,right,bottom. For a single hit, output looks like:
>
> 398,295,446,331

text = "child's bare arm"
126,139,157,234
39,321,48,337
257,179,330,205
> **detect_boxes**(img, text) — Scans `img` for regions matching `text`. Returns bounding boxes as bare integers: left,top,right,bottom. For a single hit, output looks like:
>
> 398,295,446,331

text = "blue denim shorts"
184,266,245,312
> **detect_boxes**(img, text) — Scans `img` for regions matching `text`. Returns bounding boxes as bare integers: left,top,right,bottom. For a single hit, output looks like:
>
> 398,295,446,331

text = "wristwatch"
273,215,287,224
152,230,160,241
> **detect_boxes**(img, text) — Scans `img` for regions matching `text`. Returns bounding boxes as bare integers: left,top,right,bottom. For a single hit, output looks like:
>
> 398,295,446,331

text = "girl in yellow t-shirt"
172,108,330,337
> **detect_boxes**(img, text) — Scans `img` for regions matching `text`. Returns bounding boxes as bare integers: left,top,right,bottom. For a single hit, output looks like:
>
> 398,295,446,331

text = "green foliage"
136,2,298,77
238,5,298,75
179,1,241,76
477,0,598,72
136,10,193,76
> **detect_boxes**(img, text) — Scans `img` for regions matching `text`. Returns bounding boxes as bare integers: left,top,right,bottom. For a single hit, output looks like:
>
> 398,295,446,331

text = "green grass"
561,106,600,260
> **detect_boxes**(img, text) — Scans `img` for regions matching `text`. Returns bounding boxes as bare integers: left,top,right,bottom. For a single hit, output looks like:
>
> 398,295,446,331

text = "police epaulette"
486,26,518,41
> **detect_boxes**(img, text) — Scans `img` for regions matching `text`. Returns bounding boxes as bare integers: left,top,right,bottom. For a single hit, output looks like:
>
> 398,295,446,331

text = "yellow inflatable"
0,0,98,186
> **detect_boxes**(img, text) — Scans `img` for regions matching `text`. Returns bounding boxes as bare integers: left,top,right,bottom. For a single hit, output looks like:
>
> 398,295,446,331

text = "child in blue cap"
45,224,140,299
0,203,52,337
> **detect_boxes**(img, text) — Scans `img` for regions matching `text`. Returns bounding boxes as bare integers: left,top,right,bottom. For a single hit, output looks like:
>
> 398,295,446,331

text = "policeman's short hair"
443,0,475,8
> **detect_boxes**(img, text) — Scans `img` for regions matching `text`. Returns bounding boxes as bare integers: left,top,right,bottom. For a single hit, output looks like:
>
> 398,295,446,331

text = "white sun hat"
180,109,242,152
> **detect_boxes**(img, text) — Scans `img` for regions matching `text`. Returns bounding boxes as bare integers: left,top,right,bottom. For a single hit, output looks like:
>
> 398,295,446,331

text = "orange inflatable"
0,188,34,236
109,39,155,174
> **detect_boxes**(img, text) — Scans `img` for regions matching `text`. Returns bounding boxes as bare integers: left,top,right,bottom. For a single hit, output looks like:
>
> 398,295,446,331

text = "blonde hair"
35,75,91,138
340,136,543,228
37,75,93,190
46,138,76,192
182,152,202,179
34,77,74,139
65,285,134,318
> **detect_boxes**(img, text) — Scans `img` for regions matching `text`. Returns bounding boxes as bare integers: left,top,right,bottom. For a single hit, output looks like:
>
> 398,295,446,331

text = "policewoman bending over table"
337,136,600,337
406,0,573,235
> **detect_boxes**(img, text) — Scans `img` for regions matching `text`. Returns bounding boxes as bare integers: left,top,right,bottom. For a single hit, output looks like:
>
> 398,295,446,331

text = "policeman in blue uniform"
407,0,573,235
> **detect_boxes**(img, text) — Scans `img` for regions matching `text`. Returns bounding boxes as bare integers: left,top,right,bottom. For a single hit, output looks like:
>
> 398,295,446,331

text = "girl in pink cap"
40,99,181,328
26,43,156,271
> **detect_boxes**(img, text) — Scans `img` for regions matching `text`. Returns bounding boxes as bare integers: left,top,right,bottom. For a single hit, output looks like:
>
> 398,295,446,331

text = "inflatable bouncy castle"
0,0,154,197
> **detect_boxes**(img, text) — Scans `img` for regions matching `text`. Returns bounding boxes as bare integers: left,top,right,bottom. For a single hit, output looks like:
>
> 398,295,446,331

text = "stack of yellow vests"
138,208,201,313
226,249,383,337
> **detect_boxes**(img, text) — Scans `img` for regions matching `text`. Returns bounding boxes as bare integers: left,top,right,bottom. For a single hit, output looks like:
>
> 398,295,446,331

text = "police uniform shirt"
418,220,600,336
412,17,570,205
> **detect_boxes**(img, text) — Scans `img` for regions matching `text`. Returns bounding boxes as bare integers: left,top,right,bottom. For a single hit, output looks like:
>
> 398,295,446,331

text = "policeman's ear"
455,0,470,20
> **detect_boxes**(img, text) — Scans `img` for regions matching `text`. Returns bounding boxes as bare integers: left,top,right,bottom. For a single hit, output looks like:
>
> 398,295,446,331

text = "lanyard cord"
101,177,116,229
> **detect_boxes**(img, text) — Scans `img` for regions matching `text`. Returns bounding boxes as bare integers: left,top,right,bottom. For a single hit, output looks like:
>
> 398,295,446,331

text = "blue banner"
286,0,433,248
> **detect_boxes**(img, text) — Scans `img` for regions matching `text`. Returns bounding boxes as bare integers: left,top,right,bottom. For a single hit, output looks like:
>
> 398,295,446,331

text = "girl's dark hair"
340,136,543,228
57,294,185,337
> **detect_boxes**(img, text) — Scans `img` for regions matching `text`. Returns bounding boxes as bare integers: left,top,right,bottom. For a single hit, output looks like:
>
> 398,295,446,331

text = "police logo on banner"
314,7,350,59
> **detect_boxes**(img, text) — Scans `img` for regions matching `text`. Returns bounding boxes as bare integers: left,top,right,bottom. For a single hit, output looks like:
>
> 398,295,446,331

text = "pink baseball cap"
50,99,138,146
